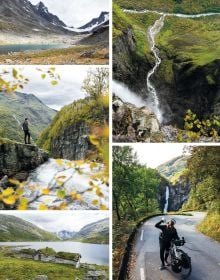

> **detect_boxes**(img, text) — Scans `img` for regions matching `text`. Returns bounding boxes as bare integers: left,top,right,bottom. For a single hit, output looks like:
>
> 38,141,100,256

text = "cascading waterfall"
122,9,220,123
146,15,165,123
163,186,169,213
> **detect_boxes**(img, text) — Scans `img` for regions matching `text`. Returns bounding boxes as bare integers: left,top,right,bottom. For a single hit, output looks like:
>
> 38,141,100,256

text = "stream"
22,159,109,210
122,9,220,124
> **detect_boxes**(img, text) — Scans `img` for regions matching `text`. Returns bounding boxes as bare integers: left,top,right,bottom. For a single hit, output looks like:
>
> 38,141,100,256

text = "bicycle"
167,237,192,279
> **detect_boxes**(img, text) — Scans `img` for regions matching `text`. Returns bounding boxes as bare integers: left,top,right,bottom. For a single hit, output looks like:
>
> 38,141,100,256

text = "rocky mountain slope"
0,0,74,35
79,12,109,32
38,96,108,160
113,5,220,131
0,214,58,241
0,91,56,143
157,155,188,181
116,0,220,14
57,218,109,244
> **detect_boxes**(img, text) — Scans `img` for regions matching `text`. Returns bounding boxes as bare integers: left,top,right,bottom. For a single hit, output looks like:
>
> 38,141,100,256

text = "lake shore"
0,32,87,46
0,33,108,64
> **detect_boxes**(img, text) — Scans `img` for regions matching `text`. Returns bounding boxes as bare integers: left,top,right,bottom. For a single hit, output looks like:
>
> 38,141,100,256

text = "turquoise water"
0,44,69,55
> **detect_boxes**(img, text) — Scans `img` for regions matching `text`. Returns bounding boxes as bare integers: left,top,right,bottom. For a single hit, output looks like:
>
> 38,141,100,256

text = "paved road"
128,213,220,280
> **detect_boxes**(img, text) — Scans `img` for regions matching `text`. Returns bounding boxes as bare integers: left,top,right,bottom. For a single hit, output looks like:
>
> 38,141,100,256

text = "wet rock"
113,95,164,142
0,142,48,179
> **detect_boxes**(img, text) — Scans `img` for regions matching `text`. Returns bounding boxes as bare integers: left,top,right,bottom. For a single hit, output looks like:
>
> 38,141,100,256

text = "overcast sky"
2,66,105,110
2,211,108,232
115,143,192,168
29,0,109,27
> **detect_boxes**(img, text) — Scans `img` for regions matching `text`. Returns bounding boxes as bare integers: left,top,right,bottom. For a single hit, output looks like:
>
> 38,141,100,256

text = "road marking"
140,229,144,241
140,267,145,280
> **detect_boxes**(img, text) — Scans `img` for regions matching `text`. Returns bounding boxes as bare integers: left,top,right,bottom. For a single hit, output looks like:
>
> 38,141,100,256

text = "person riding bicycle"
155,218,180,270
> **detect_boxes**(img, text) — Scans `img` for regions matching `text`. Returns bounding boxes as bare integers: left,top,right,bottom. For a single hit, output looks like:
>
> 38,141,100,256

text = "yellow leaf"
18,198,28,210
89,135,99,146
3,195,17,205
42,188,50,195
56,159,63,166
8,179,20,186
2,188,14,197
92,199,99,205
76,194,82,201
100,205,108,210
96,189,104,198
39,204,48,210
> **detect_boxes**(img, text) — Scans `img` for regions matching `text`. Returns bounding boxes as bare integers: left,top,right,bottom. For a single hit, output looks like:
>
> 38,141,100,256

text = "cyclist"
155,218,180,270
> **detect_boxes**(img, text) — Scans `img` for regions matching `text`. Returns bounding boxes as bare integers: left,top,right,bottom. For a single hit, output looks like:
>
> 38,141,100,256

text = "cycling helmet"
170,218,176,226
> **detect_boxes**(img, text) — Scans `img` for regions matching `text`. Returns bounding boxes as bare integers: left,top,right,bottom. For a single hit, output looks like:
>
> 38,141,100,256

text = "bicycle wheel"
179,249,192,279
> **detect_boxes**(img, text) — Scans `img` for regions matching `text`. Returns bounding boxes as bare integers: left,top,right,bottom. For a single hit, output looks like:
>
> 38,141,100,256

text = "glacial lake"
0,44,70,55
0,242,109,265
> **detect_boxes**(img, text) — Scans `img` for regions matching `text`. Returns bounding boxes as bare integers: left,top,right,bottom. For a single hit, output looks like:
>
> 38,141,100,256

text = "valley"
113,145,220,279
0,67,109,210
113,2,220,142
0,0,109,64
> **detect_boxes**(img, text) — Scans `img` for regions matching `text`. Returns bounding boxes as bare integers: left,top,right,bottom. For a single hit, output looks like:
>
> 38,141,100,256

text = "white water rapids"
163,186,170,213
122,9,220,124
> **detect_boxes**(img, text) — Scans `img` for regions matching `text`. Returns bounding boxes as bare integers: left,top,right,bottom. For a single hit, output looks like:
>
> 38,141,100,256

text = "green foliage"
38,69,109,156
177,110,220,142
115,0,220,14
0,251,86,280
182,146,220,212
197,211,220,242
113,146,165,221
113,3,132,40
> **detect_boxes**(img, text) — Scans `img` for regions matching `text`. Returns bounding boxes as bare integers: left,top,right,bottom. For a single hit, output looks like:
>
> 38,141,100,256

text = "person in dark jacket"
22,118,31,144
155,218,179,270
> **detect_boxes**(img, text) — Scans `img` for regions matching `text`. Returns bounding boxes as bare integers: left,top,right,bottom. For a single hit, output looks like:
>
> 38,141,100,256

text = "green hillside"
116,0,220,14
0,215,58,241
157,155,188,180
37,95,108,153
0,92,56,143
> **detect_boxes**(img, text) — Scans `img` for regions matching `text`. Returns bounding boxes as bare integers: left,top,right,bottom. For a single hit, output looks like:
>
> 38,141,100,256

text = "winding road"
128,213,220,280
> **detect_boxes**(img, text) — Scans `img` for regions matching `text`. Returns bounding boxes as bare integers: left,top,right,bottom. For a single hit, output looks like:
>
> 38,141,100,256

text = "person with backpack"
155,218,180,270
22,118,31,144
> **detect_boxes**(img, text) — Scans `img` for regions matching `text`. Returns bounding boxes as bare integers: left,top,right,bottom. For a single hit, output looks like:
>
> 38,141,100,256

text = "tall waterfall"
146,15,165,123
122,9,220,123
163,186,169,213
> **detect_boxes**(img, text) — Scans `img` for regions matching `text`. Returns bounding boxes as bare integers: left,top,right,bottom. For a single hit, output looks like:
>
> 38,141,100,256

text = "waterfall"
146,15,165,123
163,186,169,213
122,9,220,123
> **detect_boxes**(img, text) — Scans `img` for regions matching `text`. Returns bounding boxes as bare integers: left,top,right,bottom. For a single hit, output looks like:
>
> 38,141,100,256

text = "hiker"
22,118,31,144
155,218,180,270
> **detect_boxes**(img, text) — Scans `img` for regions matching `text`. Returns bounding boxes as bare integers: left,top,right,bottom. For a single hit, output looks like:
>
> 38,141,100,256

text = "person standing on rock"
155,218,179,270
22,118,31,144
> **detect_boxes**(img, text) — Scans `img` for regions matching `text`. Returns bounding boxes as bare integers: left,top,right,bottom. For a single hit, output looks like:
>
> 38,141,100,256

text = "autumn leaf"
89,134,99,146
100,204,108,210
92,199,99,205
39,204,48,210
51,80,58,86
56,159,63,166
42,188,50,195
8,179,21,186
18,198,28,210
3,195,17,205
2,188,14,197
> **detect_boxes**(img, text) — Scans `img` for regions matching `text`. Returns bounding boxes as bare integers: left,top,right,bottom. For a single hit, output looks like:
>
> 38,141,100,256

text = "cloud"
29,0,109,27
124,143,191,168
1,65,108,110
1,211,109,232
